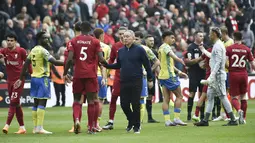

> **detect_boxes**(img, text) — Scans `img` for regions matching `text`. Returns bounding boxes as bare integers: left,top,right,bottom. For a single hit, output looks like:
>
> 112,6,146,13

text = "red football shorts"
73,78,98,94
112,78,120,97
8,80,25,104
229,72,248,96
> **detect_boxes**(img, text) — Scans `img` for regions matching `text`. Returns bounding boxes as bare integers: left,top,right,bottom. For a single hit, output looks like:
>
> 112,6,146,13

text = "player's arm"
141,48,153,81
184,48,202,66
51,65,62,79
108,45,116,64
104,53,121,69
63,50,73,76
250,60,255,71
19,58,31,80
166,47,185,65
147,48,160,72
174,67,188,79
0,72,4,79
199,45,211,58
209,46,222,79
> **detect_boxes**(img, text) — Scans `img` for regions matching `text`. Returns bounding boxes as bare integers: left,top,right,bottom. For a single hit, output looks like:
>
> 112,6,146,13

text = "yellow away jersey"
98,42,111,76
158,43,176,79
224,38,234,72
27,45,53,78
141,45,157,61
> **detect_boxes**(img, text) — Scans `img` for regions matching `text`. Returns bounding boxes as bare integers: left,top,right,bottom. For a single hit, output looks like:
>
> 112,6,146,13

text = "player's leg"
187,78,198,121
103,79,120,130
72,78,84,134
53,82,60,106
146,93,159,123
14,81,26,134
192,91,207,122
161,85,175,126
198,83,205,121
85,78,99,134
140,77,147,123
32,98,39,133
36,99,53,134
2,84,17,134
172,85,187,126
238,75,248,124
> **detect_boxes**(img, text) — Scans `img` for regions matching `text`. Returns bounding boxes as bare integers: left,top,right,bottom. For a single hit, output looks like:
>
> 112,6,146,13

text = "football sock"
88,103,95,130
146,100,153,120
73,102,81,122
6,105,16,125
163,110,170,122
241,100,247,119
140,103,145,123
187,97,194,117
32,107,37,127
231,98,240,111
79,104,82,122
174,108,181,119
37,106,45,129
94,101,99,127
16,106,24,126
109,95,118,120
195,106,200,117
200,101,205,119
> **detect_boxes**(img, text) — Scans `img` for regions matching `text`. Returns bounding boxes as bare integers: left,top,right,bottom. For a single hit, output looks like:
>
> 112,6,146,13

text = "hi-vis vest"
51,66,64,84
107,69,115,86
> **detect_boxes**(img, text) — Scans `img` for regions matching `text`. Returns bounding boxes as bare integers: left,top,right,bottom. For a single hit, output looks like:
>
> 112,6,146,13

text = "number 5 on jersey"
80,47,87,61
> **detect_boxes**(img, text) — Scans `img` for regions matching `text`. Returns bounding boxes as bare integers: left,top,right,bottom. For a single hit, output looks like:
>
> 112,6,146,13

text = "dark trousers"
53,82,66,106
120,78,142,129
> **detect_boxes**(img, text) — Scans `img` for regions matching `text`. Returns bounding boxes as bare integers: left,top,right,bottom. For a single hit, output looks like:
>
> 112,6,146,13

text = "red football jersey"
226,43,254,73
0,47,28,82
108,41,124,80
202,48,212,76
69,35,102,78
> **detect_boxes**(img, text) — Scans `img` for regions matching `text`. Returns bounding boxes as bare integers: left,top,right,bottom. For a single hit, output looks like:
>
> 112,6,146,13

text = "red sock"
231,98,240,111
16,106,24,126
195,106,200,117
223,107,230,118
72,102,81,123
6,106,16,125
94,101,99,126
79,104,82,122
87,103,95,130
241,100,247,119
109,95,118,120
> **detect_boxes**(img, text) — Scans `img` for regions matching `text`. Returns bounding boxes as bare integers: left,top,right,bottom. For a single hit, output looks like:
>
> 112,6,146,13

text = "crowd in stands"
0,0,255,81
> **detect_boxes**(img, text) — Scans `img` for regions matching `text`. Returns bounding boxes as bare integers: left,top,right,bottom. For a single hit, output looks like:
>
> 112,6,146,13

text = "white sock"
109,120,114,123
20,126,25,130
5,124,10,128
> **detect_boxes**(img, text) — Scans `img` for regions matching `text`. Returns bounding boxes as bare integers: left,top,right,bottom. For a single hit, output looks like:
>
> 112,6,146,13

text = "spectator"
242,23,255,49
26,0,37,19
1,0,16,18
95,0,109,20
63,21,75,38
96,17,110,32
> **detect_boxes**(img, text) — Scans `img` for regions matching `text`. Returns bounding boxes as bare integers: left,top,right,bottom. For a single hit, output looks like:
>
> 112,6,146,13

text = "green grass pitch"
1,101,255,143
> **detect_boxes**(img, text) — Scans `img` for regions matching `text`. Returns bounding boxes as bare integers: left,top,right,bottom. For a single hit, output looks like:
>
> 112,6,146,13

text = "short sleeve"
42,48,53,61
247,48,254,62
68,39,75,52
163,45,173,55
20,48,28,61
94,39,102,53
146,48,157,61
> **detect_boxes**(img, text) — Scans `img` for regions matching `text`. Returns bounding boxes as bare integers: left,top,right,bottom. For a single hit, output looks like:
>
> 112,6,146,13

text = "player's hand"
148,80,153,89
200,79,209,85
101,78,107,86
64,74,72,85
14,79,22,89
179,59,185,66
0,72,4,78
179,71,188,79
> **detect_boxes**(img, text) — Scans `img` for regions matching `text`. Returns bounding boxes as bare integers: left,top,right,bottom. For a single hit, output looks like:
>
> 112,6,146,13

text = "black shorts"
189,75,204,93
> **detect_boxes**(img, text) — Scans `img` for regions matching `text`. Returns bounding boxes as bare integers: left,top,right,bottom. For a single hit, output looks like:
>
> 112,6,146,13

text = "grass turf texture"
1,101,255,143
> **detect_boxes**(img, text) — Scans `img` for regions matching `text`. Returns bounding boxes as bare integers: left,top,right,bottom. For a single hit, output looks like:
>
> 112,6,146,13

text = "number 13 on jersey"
80,47,87,61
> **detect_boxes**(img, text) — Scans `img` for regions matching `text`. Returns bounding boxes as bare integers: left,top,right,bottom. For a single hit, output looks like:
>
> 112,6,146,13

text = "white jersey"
210,39,226,82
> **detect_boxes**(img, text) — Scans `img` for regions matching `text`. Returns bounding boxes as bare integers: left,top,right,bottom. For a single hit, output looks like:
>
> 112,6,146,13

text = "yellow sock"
97,117,101,124
37,108,45,127
174,108,181,119
170,99,174,107
32,110,37,127
140,104,145,123
163,110,170,122
174,112,180,119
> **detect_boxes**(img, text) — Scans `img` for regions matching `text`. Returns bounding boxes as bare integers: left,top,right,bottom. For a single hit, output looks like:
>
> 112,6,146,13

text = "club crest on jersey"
15,54,18,59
